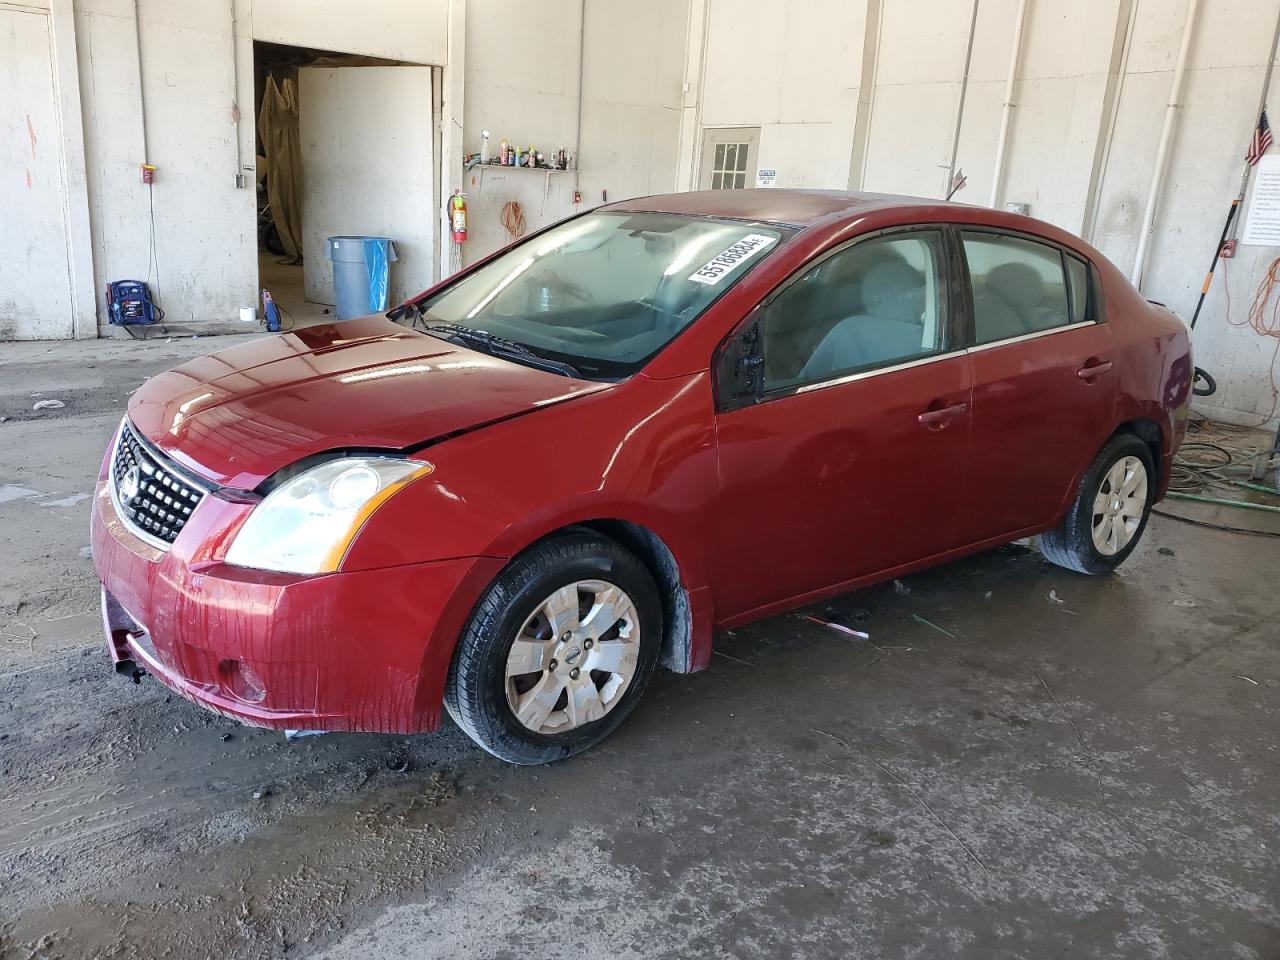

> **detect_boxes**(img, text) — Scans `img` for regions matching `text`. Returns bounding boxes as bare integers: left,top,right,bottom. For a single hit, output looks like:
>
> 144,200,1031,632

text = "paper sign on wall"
757,168,777,188
1242,155,1280,247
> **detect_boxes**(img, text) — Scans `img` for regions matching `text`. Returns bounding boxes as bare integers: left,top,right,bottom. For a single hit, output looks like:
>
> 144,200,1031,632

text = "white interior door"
299,66,434,308
1,9,74,339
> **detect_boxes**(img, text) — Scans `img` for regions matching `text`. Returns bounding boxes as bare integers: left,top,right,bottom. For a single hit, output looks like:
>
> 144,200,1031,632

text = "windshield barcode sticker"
688,234,777,285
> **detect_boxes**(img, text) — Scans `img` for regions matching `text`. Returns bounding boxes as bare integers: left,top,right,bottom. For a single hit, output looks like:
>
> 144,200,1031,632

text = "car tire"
444,530,662,765
1038,432,1156,575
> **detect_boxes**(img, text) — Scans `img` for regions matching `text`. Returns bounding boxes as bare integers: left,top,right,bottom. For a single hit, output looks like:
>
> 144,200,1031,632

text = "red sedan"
92,190,1191,763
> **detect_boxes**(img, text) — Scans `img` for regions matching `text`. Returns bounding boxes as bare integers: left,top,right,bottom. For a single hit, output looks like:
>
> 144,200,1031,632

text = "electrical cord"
1153,414,1280,536
146,183,162,308
1152,507,1280,538
1182,419,1274,481
1167,439,1236,492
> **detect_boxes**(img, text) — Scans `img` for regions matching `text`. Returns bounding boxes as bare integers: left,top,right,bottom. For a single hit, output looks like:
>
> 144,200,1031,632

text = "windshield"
416,211,787,378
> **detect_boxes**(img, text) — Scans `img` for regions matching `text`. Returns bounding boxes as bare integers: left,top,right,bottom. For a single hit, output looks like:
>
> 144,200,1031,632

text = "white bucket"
239,306,257,323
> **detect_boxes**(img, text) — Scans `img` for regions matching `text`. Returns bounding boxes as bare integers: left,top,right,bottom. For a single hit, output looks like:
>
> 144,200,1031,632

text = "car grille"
110,420,212,548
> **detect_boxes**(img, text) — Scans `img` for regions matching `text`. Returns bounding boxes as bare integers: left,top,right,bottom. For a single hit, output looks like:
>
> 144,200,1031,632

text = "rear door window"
961,232,1072,344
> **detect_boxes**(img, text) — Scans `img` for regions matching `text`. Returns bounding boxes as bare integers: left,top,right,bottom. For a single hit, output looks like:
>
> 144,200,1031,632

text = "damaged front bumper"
91,480,503,734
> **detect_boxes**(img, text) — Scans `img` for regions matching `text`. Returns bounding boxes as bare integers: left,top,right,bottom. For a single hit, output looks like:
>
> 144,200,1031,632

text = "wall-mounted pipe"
1131,0,1201,288
133,0,149,161
944,0,980,198
229,0,245,187
1082,0,1138,243
573,0,586,193
847,0,883,191
988,0,1028,208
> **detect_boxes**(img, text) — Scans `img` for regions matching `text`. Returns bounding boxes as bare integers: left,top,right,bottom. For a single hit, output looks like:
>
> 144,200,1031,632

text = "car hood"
127,316,610,489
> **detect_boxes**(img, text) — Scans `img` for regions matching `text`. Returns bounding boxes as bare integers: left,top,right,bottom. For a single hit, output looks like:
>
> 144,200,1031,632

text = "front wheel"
445,531,662,764
1038,433,1155,575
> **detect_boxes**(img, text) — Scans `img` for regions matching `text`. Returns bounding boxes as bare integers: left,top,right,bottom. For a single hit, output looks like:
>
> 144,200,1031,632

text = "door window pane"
962,232,1071,343
710,141,751,190
760,232,947,390
1065,254,1090,323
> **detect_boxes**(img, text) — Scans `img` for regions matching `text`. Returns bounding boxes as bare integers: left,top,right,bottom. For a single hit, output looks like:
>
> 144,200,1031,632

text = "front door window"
757,232,949,392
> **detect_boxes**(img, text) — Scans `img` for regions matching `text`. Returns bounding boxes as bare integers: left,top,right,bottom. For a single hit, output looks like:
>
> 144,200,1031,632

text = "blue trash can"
326,236,398,320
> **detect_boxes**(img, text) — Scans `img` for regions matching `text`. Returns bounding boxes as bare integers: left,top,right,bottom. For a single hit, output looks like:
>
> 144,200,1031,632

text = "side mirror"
717,317,764,408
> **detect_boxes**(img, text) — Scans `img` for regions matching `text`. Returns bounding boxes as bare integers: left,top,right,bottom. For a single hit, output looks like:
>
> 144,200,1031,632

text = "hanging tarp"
257,74,303,262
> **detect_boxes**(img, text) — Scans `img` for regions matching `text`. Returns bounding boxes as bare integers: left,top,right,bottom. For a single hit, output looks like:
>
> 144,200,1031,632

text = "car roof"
604,188,1100,264
606,189,972,229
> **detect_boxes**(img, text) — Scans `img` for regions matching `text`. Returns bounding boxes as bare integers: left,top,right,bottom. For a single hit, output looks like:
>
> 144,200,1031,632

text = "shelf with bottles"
465,132,576,174
469,161,573,174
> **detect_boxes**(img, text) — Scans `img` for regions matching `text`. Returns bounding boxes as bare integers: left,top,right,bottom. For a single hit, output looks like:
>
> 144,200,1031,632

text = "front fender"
340,372,719,594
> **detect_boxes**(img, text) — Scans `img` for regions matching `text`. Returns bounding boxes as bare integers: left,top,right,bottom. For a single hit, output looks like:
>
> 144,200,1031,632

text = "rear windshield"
417,211,788,378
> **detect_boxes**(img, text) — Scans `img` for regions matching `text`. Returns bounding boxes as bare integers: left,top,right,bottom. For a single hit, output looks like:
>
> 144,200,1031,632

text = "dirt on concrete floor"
1,334,1278,960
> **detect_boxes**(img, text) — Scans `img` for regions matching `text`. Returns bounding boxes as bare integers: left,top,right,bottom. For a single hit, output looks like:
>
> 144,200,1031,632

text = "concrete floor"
2,334,1278,960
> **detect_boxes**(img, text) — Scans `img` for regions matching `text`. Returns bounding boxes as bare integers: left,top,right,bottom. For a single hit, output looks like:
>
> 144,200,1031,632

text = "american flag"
1247,108,1273,165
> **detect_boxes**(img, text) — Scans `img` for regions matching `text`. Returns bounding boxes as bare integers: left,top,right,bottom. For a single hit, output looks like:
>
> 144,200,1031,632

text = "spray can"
480,130,491,165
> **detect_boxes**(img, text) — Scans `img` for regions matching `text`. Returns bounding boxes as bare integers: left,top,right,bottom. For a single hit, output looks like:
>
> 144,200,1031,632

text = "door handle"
1076,360,1114,381
917,402,968,429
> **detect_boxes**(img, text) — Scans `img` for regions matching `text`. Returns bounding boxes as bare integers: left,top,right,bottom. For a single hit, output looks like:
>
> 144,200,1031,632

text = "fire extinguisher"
450,192,468,243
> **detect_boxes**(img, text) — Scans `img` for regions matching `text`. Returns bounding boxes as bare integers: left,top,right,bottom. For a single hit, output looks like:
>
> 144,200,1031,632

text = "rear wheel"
1038,433,1155,575
445,532,661,764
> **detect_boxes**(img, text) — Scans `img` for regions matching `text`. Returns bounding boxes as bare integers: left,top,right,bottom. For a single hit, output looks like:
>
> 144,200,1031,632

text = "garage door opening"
253,41,436,330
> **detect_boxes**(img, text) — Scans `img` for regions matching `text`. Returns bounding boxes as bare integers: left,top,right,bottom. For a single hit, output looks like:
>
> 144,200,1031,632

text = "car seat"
978,261,1049,338
798,260,927,380
763,245,910,384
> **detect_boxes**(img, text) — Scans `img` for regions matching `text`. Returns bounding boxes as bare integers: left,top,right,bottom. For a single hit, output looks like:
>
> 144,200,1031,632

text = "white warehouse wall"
252,0,448,65
459,0,685,266
67,0,448,334
690,0,865,191
5,0,1280,430
1090,0,1280,426
681,0,1280,427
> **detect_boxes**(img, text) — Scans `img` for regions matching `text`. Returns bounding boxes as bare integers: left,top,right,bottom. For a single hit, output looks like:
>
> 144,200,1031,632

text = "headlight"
225,457,434,574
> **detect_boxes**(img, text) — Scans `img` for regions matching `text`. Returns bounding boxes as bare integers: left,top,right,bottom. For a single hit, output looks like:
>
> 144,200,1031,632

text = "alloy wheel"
504,579,641,734
1091,455,1148,556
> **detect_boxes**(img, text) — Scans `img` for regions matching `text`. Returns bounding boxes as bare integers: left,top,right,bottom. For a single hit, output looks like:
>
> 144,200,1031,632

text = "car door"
711,228,973,620
955,229,1118,545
